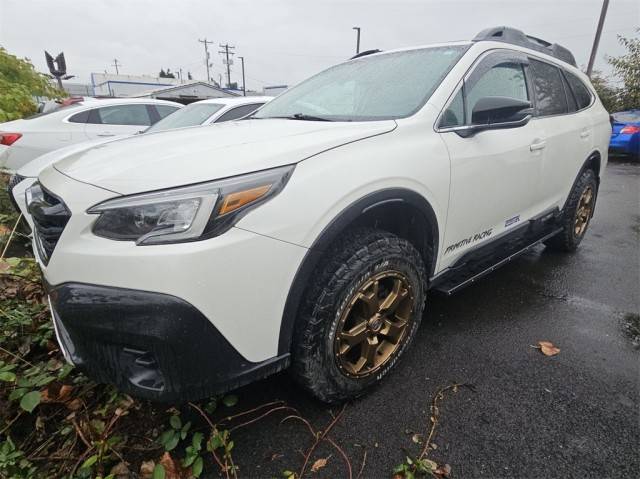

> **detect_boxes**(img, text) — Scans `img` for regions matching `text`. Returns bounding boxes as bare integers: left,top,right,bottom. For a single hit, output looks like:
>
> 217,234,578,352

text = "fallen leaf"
435,463,452,478
424,459,438,471
538,341,560,356
140,460,155,478
58,384,74,401
311,457,329,472
159,452,183,479
110,462,130,478
66,398,82,411
430,442,438,450
411,433,423,444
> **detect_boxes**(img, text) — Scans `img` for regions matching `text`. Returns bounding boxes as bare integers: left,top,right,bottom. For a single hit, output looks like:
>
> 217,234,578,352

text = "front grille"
7,174,25,211
27,183,71,264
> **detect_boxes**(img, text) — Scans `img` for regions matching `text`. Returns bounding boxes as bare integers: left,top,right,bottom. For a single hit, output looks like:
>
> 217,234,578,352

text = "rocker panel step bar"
431,227,562,296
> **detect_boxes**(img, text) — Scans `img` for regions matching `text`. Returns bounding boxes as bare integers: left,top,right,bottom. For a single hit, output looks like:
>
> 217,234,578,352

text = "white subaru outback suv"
28,27,610,403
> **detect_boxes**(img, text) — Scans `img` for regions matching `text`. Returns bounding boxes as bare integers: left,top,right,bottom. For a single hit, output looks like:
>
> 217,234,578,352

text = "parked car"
0,98,182,172
609,110,640,161
28,27,610,403
8,98,271,225
7,97,271,228
146,96,272,133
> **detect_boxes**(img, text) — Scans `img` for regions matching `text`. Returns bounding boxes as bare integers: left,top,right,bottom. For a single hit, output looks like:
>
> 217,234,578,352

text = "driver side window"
440,58,529,128
466,64,528,123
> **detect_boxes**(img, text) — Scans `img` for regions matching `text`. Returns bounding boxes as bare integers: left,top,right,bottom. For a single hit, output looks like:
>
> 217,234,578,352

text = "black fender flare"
277,188,439,355
562,150,602,216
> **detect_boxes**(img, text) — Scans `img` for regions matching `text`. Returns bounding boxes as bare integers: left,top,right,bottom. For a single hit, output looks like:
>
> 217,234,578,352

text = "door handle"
97,133,115,137
530,140,547,151
580,129,591,139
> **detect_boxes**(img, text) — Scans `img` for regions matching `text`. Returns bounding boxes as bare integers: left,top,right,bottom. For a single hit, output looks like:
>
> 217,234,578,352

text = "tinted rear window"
145,103,224,132
530,59,568,116
215,103,264,122
564,71,593,110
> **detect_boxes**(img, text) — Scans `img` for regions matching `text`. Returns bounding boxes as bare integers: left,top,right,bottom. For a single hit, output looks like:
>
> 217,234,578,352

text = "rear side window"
561,74,578,113
88,105,152,126
530,59,568,116
154,105,180,119
68,110,90,123
215,104,263,123
564,71,593,110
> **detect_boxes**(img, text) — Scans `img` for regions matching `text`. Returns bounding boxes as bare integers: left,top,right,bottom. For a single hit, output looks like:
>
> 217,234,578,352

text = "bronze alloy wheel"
574,186,594,237
334,270,415,378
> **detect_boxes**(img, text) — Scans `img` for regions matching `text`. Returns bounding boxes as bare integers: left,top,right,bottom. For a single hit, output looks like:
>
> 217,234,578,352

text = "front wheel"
545,168,598,252
291,228,427,403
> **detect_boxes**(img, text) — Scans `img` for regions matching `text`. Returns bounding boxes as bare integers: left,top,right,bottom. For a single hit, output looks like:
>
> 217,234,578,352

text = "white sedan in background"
144,96,272,133
8,96,272,227
0,98,182,173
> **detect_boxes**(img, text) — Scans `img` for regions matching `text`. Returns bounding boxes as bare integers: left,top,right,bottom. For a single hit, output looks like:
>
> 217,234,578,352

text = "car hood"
53,119,396,194
17,135,130,177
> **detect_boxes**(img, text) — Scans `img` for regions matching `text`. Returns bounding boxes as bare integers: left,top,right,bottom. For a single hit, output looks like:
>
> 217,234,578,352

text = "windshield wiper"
254,113,333,122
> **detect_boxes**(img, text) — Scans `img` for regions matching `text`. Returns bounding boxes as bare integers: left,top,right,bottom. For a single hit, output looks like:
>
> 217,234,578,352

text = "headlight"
87,165,295,245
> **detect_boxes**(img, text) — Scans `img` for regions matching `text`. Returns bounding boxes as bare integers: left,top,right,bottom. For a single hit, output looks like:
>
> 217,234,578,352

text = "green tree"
590,70,620,112
0,47,63,122
607,29,640,110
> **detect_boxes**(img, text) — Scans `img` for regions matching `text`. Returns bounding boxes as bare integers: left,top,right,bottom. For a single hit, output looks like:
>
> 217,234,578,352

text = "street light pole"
353,26,361,55
587,0,610,78
239,56,246,96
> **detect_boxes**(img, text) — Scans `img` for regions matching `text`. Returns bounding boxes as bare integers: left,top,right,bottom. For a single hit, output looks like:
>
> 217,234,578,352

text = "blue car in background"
610,110,640,161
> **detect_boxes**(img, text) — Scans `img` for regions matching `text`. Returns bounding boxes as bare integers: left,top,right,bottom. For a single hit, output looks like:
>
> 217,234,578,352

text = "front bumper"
48,282,289,401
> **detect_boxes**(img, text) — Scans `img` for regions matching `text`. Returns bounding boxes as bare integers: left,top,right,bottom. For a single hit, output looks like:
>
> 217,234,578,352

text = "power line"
112,58,121,75
198,38,214,81
218,43,235,88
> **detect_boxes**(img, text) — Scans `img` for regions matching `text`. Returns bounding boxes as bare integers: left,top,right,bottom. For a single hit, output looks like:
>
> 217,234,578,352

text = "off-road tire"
291,228,427,403
545,168,598,252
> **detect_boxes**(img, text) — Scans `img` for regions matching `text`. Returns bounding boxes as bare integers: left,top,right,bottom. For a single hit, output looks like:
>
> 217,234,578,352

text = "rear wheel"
545,168,598,252
291,228,427,403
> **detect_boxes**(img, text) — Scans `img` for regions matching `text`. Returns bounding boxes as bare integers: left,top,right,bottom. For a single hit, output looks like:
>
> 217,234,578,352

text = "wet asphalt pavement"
207,160,639,479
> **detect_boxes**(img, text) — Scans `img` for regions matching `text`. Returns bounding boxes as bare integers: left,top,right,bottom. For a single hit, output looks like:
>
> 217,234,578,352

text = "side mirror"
456,97,533,138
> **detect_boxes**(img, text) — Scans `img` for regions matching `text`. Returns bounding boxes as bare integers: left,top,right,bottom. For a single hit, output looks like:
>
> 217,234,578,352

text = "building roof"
131,81,240,98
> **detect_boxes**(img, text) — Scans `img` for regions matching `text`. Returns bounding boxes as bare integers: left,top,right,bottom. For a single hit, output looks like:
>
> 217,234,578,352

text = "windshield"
146,103,224,132
612,111,640,123
253,45,468,122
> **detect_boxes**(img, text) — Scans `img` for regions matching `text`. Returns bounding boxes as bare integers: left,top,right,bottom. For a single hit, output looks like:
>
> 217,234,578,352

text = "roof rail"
350,49,382,60
473,26,577,67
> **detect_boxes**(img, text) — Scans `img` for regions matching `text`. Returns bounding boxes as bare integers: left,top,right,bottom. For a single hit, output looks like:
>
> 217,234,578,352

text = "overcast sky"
0,0,637,91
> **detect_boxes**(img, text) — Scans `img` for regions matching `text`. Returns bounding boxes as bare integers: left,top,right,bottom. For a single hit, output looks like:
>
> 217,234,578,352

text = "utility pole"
198,38,214,81
353,27,361,55
587,0,610,77
218,43,235,88
112,58,121,75
238,56,246,96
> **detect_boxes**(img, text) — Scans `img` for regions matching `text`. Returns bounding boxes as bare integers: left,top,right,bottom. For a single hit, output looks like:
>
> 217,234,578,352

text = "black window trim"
435,48,533,132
